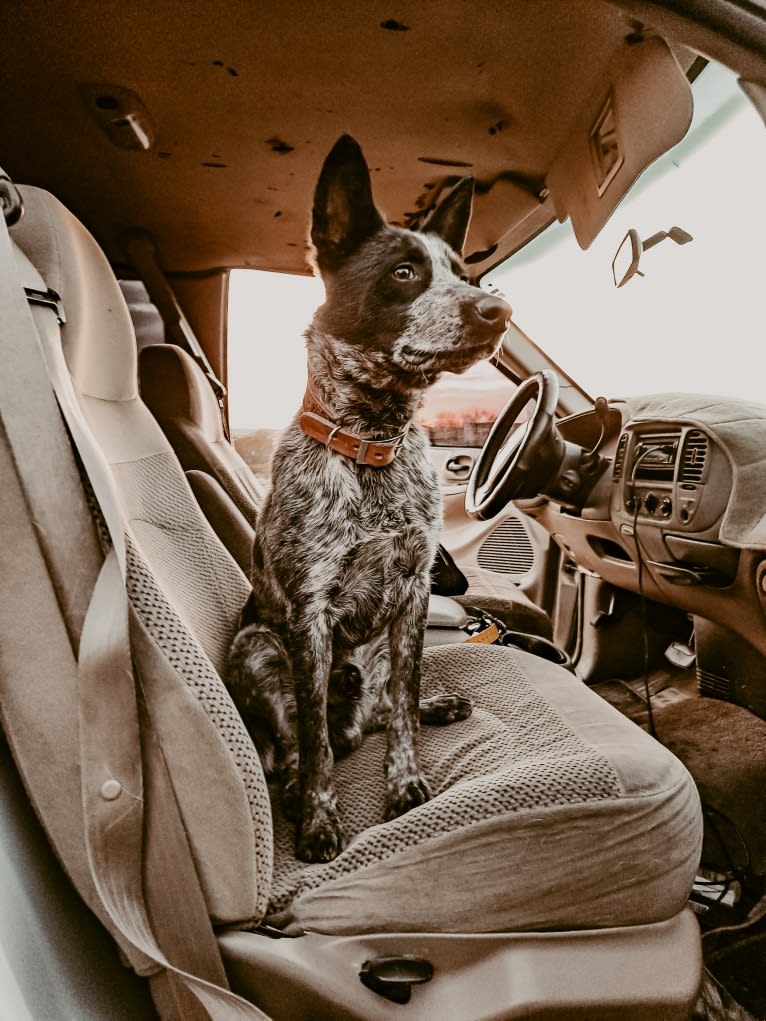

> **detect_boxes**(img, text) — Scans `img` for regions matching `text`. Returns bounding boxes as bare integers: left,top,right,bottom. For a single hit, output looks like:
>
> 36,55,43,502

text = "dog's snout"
474,294,511,330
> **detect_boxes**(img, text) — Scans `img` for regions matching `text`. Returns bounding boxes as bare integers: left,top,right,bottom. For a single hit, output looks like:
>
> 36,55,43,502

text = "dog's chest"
354,444,438,535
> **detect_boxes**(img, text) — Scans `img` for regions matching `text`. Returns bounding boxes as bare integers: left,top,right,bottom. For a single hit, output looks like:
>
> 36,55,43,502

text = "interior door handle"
445,455,473,480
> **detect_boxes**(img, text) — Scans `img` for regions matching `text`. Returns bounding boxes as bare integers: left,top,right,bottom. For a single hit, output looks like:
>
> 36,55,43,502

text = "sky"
227,269,322,432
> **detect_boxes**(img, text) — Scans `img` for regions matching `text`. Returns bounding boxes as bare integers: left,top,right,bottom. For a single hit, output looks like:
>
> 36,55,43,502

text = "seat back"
139,343,265,524
138,342,266,572
8,186,273,927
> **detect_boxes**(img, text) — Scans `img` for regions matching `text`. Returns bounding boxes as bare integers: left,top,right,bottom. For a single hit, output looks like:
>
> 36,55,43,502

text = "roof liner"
2,1,634,274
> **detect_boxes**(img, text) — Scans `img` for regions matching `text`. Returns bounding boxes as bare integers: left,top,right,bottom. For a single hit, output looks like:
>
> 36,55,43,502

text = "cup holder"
500,631,572,670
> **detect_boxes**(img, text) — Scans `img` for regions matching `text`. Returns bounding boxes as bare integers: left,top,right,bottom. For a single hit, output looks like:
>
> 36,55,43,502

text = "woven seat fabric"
267,644,702,935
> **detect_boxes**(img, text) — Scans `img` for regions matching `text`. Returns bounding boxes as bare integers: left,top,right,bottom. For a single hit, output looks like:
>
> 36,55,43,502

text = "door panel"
430,445,553,609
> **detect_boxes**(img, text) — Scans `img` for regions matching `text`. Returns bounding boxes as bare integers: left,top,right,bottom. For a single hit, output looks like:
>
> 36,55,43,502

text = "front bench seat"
3,185,704,1020
136,341,554,638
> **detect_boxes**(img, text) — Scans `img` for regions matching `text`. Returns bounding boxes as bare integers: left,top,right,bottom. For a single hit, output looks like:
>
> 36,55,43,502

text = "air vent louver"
680,430,708,483
613,433,628,480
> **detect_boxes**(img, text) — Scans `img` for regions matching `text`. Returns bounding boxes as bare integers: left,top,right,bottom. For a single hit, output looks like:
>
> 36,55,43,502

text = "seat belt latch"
24,286,66,325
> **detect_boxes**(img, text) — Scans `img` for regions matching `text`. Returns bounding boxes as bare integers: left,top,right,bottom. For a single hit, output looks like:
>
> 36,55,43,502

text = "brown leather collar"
299,384,408,467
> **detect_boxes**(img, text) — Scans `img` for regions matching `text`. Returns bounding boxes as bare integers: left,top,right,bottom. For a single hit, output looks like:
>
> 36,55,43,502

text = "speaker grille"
476,516,534,577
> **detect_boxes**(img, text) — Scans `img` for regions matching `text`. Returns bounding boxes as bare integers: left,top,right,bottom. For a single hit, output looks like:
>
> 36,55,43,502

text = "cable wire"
626,444,675,737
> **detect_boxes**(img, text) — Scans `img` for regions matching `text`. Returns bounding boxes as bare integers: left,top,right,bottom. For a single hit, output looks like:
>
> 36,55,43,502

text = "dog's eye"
392,264,417,281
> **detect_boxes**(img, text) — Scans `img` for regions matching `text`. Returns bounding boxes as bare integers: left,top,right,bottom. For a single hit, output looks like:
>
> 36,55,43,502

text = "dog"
226,134,511,863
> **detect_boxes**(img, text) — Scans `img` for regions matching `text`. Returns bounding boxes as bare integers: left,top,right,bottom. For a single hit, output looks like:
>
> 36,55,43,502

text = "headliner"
3,1,640,274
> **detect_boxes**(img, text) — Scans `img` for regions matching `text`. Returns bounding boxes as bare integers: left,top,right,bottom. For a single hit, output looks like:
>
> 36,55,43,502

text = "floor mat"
589,664,697,731
591,670,766,1020
696,967,763,1021
652,698,766,882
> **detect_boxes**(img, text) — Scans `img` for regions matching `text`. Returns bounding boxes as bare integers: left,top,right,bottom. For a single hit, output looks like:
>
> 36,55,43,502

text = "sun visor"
464,177,543,265
546,37,693,250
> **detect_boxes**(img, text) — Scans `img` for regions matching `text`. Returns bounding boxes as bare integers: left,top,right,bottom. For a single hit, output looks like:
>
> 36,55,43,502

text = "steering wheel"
465,370,564,520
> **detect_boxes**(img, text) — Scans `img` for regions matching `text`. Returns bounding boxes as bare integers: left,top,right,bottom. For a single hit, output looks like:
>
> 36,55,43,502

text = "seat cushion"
266,644,701,935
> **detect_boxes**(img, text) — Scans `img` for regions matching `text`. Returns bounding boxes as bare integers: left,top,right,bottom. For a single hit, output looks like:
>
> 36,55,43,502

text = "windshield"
485,62,766,403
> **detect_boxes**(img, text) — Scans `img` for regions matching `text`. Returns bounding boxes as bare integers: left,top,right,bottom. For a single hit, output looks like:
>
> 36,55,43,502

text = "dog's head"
309,135,511,388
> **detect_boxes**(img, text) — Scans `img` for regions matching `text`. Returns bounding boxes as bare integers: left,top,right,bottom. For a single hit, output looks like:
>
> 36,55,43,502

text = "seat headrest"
12,186,138,402
119,279,167,350
138,344,225,440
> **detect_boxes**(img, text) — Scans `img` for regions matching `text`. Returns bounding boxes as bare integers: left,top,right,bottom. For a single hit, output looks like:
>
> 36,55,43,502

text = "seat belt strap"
0,183,270,1021
125,231,231,440
80,553,267,1021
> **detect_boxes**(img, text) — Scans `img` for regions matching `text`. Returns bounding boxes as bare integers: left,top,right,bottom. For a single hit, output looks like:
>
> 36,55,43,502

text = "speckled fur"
226,135,510,862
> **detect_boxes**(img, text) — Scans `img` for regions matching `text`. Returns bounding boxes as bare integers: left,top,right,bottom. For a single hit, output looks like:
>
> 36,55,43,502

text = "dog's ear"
423,177,474,255
311,135,384,272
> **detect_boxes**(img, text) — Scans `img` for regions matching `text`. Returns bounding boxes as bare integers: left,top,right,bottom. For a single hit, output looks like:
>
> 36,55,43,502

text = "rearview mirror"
612,225,693,287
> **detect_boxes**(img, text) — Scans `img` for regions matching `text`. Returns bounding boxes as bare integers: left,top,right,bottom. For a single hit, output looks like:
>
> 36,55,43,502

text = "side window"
227,268,323,480
416,360,515,447
227,269,514,476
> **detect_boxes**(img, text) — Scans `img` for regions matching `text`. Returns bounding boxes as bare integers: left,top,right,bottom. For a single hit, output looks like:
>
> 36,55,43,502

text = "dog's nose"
474,294,511,330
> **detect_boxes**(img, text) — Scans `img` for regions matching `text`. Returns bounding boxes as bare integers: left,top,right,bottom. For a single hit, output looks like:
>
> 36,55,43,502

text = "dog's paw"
419,693,473,725
384,774,432,821
296,806,346,863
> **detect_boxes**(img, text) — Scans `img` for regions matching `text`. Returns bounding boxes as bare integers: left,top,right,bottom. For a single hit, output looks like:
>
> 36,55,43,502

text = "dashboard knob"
660,497,672,517
643,493,658,514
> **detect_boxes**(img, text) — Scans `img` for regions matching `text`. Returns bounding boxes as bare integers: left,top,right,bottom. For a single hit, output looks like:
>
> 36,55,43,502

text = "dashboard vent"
477,516,534,577
680,430,709,483
613,433,628,480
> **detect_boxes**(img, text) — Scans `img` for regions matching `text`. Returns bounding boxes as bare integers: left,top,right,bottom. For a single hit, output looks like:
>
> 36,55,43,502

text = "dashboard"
522,393,766,657
610,422,738,586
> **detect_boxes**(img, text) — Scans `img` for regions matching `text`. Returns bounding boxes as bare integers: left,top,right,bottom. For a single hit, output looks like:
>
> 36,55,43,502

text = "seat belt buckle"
462,612,505,645
24,286,66,325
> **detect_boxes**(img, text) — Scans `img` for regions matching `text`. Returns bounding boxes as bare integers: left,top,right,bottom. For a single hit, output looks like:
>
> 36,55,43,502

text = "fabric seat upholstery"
268,643,700,935
10,185,702,950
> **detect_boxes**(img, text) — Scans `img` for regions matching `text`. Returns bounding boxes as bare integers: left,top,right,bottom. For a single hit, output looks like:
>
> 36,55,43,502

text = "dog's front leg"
384,583,432,821
292,613,345,863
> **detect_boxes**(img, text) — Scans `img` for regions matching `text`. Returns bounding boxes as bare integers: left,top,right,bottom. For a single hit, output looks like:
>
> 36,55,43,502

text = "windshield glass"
485,62,766,403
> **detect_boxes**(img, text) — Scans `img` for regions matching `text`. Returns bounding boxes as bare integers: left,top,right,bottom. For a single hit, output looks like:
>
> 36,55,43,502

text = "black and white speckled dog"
226,135,511,863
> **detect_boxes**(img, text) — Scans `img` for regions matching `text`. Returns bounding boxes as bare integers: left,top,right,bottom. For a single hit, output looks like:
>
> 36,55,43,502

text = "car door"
418,360,554,611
